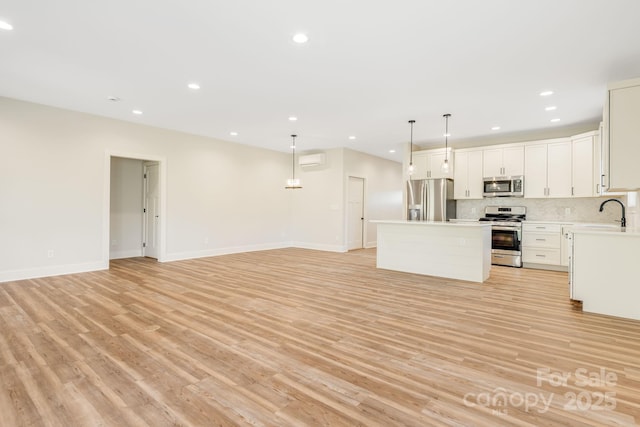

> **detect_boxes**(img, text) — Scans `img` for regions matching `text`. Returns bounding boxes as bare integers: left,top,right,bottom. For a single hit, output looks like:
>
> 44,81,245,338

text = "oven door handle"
492,226,520,231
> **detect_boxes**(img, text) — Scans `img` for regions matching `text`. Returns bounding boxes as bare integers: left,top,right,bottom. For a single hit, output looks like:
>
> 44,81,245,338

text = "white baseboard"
1,241,356,283
290,242,348,253
109,249,143,260
164,241,292,262
0,261,108,283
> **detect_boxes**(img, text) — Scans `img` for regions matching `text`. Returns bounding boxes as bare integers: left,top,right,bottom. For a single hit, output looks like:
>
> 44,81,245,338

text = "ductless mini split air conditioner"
298,153,326,167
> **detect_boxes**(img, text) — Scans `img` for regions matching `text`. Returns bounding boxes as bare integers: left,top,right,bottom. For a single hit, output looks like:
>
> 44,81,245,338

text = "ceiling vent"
299,153,326,167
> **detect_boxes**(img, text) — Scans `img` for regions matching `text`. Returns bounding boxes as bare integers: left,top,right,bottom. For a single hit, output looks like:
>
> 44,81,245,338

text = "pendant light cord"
408,120,415,165
443,114,451,162
291,134,296,180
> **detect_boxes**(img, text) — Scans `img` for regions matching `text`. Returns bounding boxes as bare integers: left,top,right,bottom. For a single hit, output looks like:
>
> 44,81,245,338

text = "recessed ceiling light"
288,116,298,121
0,20,13,31
491,126,501,131
389,149,396,153
229,131,238,136
187,83,200,90
292,33,308,44
540,90,554,97
107,96,121,102
348,136,356,140
132,110,143,115
550,118,561,123
545,106,557,111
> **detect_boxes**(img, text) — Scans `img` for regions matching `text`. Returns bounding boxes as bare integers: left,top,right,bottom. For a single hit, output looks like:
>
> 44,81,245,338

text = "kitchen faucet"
599,198,626,230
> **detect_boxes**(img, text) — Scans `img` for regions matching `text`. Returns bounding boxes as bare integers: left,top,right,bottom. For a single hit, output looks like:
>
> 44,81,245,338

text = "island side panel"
573,232,640,320
376,223,491,282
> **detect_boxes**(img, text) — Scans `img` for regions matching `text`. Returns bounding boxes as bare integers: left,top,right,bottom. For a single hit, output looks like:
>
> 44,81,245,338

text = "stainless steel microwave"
483,176,524,197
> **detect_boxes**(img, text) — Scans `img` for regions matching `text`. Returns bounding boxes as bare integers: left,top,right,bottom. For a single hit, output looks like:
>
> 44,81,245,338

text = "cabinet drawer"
522,232,561,248
522,248,561,265
523,223,562,233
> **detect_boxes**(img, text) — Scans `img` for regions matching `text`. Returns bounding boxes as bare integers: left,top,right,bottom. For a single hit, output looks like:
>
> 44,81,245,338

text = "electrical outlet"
471,207,477,215
204,237,209,245
47,250,54,258
565,207,571,215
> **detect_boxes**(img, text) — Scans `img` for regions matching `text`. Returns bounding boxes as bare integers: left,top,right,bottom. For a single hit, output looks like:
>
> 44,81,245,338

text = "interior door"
347,176,365,250
143,162,160,259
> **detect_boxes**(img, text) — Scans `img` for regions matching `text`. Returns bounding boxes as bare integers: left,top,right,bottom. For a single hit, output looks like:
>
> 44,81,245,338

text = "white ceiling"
2,1,640,161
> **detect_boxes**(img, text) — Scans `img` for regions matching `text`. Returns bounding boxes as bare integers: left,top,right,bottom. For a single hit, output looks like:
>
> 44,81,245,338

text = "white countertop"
371,220,490,227
454,218,625,228
524,220,621,226
569,227,640,236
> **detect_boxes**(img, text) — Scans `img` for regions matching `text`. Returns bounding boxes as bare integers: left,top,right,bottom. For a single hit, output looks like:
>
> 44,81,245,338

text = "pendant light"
441,113,451,173
408,120,416,175
285,134,302,189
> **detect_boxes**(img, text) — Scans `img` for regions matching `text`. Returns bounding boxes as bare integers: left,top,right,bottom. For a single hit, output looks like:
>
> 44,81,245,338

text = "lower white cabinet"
522,223,566,267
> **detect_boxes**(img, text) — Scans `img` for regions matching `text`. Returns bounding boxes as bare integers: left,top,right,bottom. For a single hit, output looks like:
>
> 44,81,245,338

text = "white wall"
291,149,347,251
344,149,404,247
291,148,403,252
110,157,144,259
0,97,404,282
0,96,291,281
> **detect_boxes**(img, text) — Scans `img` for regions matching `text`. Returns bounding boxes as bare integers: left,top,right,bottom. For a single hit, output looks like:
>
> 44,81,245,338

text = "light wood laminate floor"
1,248,639,426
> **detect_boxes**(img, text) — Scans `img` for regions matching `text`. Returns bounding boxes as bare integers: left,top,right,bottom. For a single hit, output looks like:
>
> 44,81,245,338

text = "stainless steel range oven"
479,206,526,268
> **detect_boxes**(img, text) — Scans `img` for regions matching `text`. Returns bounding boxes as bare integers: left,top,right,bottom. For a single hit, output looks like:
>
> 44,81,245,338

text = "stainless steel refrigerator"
406,178,456,221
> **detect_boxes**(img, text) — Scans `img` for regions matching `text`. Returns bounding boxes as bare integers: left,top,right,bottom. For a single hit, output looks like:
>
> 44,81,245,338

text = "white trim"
0,261,107,283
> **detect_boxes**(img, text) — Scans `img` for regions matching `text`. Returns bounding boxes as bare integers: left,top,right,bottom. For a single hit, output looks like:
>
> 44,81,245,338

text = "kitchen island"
571,227,640,320
372,220,492,282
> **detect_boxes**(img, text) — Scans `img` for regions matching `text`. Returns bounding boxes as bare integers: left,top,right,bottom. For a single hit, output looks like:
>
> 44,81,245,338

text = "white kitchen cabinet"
571,132,597,197
409,151,429,179
483,145,524,177
524,140,572,198
453,149,483,199
522,223,565,268
410,148,454,180
603,77,640,191
593,125,625,196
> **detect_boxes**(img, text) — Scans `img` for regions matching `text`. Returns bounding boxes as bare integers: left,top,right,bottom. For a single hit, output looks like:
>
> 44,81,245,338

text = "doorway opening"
347,176,365,250
107,154,165,263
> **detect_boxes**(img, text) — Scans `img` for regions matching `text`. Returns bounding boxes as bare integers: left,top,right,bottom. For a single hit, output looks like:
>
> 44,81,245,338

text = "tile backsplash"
456,194,635,225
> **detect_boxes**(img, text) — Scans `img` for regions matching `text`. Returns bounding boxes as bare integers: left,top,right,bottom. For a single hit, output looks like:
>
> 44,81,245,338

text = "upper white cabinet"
571,132,598,197
604,77,640,191
524,140,572,198
453,149,483,199
482,145,524,177
410,151,429,179
410,148,454,180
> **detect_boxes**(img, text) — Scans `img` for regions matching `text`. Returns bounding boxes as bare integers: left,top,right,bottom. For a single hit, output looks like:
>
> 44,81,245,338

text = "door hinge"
143,208,146,213
143,242,146,248
144,173,147,179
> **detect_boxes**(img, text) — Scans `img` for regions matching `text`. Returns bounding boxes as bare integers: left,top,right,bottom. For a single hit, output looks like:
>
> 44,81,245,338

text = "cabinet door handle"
536,226,546,229
536,238,546,241
536,254,546,258
596,183,600,194
571,187,574,196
